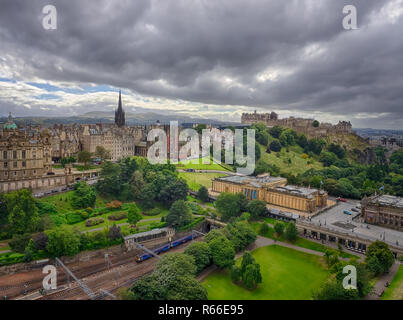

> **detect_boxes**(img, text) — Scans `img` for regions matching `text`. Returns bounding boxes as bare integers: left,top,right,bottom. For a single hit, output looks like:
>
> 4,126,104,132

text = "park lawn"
251,222,354,259
259,144,323,175
174,156,233,172
39,191,108,214
179,172,226,191
203,245,329,300
382,266,403,300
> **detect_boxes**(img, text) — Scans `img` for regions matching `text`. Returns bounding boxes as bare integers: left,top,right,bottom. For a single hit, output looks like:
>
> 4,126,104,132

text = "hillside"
258,144,323,175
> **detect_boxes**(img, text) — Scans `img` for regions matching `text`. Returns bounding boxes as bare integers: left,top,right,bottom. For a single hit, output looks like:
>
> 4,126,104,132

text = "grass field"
179,172,226,191
382,266,403,300
250,222,354,259
259,144,323,175
174,156,233,172
203,245,329,300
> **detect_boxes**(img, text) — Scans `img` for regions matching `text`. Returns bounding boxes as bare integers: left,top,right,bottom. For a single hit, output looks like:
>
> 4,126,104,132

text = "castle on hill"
241,111,352,138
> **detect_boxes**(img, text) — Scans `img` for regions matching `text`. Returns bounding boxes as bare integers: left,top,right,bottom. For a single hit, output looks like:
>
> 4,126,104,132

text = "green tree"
274,222,284,236
45,227,81,257
94,146,111,161
260,223,269,235
197,186,209,202
240,251,255,275
312,278,359,300
269,126,283,139
130,170,146,199
166,200,193,229
312,120,320,127
166,275,208,300
70,181,96,209
127,203,142,226
231,265,242,283
204,229,225,243
320,151,339,167
208,235,235,269
215,192,243,221
365,241,395,276
158,176,188,204
269,140,282,152
284,222,298,242
246,200,267,219
96,161,122,196
184,242,211,273
279,129,296,146
6,189,40,234
242,263,262,289
9,233,32,253
77,151,92,168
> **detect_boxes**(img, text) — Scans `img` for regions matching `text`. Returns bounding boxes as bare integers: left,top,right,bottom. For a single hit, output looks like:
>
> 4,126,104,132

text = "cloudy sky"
0,0,402,129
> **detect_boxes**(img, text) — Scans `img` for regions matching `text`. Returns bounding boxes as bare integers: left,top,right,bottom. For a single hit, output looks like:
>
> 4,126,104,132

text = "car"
337,197,347,202
351,208,359,212
186,168,195,172
344,210,352,215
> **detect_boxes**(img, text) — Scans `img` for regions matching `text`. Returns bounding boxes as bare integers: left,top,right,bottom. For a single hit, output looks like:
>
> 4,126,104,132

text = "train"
135,233,195,263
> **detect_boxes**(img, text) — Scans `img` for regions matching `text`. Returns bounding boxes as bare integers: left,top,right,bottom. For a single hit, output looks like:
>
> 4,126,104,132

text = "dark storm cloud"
0,0,402,128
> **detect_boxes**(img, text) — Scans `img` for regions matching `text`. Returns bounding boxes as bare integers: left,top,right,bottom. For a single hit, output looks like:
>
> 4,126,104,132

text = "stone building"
0,114,53,183
241,111,352,138
49,124,81,161
361,195,403,231
212,174,328,213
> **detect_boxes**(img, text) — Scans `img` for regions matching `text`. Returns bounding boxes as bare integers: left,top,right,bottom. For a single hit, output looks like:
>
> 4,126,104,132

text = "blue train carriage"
171,233,194,247
135,233,195,262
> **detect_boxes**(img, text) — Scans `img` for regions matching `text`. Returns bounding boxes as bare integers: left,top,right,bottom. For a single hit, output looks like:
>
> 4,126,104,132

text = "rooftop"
273,185,319,198
216,175,285,188
123,228,169,241
370,195,403,208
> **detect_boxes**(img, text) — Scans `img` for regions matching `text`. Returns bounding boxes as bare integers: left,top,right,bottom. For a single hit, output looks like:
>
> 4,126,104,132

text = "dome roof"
3,112,17,130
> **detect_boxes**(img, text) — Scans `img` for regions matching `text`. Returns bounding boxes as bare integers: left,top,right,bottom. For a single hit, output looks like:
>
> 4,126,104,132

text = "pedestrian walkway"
366,261,401,300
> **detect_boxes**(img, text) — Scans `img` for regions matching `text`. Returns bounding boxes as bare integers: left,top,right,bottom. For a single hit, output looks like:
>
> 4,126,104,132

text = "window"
22,161,26,167
13,161,17,168
22,150,26,158
3,151,7,160
13,151,17,159
4,162,7,168
14,171,17,176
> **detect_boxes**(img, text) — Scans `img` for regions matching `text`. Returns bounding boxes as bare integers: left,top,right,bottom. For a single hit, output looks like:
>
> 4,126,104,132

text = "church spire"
115,90,125,127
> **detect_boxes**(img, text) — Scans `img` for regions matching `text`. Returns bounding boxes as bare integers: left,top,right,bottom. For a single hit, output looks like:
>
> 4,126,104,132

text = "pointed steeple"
115,90,125,127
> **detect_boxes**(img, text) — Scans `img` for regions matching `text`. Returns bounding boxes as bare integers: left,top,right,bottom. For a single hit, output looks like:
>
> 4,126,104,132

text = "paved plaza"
308,198,403,248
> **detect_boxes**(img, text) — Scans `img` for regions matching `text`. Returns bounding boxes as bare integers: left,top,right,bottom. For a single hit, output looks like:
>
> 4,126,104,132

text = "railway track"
37,238,202,300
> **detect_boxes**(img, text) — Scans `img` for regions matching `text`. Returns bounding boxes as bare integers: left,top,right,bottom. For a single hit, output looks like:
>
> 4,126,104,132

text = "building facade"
212,174,328,213
361,195,403,231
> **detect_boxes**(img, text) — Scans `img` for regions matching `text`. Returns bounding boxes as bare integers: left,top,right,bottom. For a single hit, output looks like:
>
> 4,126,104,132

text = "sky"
0,0,402,129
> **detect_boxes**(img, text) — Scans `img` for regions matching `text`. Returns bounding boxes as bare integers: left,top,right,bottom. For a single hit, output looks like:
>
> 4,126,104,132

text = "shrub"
144,208,161,216
85,217,104,227
108,212,127,221
106,200,123,210
80,211,89,220
9,233,32,253
66,212,84,225
85,207,93,214
274,222,285,236
260,223,269,235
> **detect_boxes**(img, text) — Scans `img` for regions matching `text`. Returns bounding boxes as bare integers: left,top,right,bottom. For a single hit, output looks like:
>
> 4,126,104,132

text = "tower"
115,90,125,127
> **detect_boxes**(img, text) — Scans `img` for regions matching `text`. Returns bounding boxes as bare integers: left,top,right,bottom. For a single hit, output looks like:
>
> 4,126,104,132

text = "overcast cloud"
0,0,402,128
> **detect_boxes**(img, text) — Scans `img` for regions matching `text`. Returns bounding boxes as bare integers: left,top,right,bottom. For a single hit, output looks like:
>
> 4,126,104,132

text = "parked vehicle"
344,210,352,215
337,197,347,202
351,208,359,212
